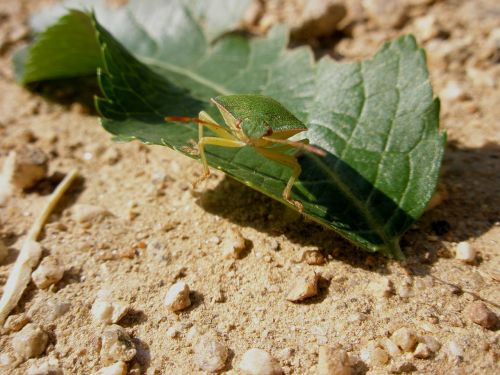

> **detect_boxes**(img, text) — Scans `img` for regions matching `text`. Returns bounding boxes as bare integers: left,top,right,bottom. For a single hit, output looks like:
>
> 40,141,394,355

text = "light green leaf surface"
15,0,446,258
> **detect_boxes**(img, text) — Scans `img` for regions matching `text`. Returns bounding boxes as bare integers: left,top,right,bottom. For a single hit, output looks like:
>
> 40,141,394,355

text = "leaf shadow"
197,151,415,273
24,76,100,115
197,140,499,276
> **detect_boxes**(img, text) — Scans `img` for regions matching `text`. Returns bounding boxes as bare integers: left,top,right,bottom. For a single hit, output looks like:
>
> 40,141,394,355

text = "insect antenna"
165,116,215,126
261,136,326,157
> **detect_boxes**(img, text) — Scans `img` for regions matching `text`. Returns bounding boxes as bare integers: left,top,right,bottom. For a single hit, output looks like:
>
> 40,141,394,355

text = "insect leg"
195,130,245,187
198,111,235,140
254,148,304,212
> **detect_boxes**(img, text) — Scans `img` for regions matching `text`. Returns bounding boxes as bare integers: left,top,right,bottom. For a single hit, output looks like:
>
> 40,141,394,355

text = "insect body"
166,94,324,211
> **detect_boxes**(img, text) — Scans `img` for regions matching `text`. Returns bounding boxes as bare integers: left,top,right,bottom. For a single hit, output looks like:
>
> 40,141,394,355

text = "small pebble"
303,250,326,265
0,239,7,263
465,301,498,329
166,325,180,338
362,0,407,28
3,313,30,332
221,229,247,259
91,299,129,325
419,336,441,353
317,345,351,375
27,359,63,375
413,343,431,359
360,343,389,367
238,348,282,375
446,340,464,360
455,242,476,263
100,325,136,365
91,361,127,375
10,147,48,189
286,272,320,302
441,81,468,102
389,360,416,373
194,333,229,372
71,204,110,223
164,281,191,312
290,0,347,40
32,256,64,289
414,15,439,41
277,348,294,361
379,337,401,358
391,327,418,352
186,325,200,343
102,148,121,165
367,278,394,298
11,323,48,359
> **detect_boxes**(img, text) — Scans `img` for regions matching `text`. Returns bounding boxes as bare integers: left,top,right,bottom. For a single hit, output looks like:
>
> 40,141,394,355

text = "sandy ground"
0,0,499,374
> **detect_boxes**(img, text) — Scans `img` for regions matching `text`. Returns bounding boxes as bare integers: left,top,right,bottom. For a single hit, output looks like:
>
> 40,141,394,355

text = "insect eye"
265,128,273,136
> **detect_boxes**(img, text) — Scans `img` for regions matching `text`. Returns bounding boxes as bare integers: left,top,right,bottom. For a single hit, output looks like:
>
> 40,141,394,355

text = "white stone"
286,272,320,302
455,241,475,263
419,336,441,353
441,81,467,102
71,204,110,223
414,15,439,41
91,361,127,375
164,281,191,312
32,256,64,289
194,333,229,372
391,327,417,352
413,343,431,359
3,313,29,332
239,348,282,375
100,325,136,365
91,300,113,324
27,359,63,375
166,325,179,338
446,340,463,359
11,323,48,359
91,299,129,325
186,325,200,343
362,0,407,28
379,337,402,358
367,278,394,298
317,346,351,375
360,343,389,367
222,229,247,259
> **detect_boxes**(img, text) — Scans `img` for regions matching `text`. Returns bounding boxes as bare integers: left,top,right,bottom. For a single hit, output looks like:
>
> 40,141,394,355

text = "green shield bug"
166,94,325,211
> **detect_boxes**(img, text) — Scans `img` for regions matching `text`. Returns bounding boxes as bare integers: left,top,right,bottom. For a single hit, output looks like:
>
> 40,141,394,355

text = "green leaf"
16,1,446,258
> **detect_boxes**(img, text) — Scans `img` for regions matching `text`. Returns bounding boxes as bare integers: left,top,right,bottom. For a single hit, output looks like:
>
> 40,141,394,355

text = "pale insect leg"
254,147,304,212
196,124,245,186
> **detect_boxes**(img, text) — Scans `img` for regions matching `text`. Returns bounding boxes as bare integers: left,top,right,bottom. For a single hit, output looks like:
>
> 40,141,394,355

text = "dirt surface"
0,0,499,374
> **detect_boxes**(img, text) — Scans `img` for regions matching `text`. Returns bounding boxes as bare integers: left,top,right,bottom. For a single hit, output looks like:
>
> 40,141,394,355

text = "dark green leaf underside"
16,0,445,258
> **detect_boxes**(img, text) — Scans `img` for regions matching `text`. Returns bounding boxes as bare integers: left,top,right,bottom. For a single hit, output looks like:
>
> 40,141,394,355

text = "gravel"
164,281,192,312
31,256,64,289
455,241,476,262
391,327,418,352
465,301,498,329
11,323,48,359
99,325,136,365
193,332,229,372
91,361,127,375
317,346,351,375
286,272,320,302
238,348,283,375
